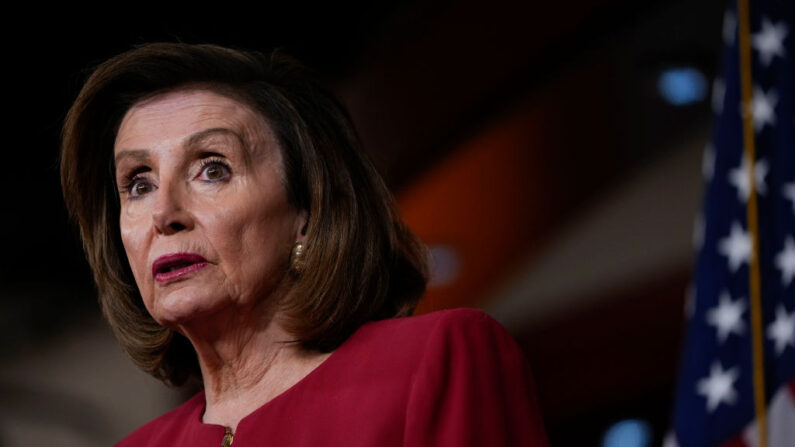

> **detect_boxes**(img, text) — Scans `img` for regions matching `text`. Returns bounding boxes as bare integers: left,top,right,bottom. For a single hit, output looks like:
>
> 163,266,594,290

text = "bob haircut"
61,43,428,386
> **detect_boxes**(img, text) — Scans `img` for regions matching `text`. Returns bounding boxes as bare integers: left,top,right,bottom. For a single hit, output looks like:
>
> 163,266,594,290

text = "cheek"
119,215,150,288
207,207,281,263
208,197,294,280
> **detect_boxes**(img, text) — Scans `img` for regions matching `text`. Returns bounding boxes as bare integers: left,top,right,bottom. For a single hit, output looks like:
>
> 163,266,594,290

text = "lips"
152,253,209,283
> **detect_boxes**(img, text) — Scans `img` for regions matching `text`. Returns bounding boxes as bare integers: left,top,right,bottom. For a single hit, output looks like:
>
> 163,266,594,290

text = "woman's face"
114,88,305,328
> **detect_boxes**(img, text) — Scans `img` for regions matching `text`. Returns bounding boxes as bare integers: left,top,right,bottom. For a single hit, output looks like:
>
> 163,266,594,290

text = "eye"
197,159,231,182
126,176,155,198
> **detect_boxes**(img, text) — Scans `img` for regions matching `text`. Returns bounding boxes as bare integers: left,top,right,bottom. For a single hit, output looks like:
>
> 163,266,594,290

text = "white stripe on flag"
742,382,795,447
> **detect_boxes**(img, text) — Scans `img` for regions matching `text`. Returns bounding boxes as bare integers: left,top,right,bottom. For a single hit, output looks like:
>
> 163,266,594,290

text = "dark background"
0,1,725,445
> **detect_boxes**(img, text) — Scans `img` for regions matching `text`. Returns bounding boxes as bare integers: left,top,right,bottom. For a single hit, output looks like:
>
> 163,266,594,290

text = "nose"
152,181,194,235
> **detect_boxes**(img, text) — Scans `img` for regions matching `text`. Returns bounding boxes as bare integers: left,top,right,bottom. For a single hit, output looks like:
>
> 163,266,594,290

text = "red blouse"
116,308,548,446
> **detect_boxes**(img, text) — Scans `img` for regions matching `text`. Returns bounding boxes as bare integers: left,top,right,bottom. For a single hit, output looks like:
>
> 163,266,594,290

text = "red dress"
116,308,549,446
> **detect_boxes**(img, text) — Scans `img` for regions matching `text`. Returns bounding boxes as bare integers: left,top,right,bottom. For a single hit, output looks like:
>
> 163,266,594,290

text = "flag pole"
737,0,767,445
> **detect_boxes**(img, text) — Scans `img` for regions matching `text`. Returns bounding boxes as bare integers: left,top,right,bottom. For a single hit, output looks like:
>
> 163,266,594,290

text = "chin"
148,287,226,328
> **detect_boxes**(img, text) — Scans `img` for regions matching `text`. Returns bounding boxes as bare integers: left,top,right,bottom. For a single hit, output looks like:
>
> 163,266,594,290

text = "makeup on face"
152,252,209,283
113,89,306,327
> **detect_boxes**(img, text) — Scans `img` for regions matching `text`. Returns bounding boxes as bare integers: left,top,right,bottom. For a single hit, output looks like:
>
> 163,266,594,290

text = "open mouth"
152,253,209,282
161,262,194,273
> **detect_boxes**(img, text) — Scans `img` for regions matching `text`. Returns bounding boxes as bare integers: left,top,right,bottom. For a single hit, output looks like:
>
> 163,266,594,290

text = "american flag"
668,1,794,446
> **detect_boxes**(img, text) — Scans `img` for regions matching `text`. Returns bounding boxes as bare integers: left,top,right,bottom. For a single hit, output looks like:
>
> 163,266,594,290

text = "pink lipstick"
152,253,209,283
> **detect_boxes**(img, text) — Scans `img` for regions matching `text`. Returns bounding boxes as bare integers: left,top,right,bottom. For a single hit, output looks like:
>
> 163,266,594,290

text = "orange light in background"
398,107,552,314
396,62,617,315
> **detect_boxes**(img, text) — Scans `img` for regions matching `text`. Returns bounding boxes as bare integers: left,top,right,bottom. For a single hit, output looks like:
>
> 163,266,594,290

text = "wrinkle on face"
113,88,305,332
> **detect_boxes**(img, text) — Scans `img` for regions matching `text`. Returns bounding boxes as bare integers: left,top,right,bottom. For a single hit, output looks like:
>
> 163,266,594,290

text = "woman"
61,43,548,446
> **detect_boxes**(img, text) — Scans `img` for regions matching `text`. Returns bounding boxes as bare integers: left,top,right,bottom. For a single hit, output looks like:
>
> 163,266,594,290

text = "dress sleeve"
402,309,549,446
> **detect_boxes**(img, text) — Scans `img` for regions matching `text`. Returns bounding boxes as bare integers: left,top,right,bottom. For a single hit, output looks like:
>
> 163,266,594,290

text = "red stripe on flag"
721,434,749,447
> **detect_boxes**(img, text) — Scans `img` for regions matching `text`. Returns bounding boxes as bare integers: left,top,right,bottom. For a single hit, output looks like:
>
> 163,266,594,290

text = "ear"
294,208,309,244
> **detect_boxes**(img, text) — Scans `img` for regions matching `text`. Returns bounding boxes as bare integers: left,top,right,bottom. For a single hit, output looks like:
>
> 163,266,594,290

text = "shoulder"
328,308,512,382
398,309,549,446
359,307,505,341
411,308,525,367
376,307,515,350
115,392,205,446
348,308,520,372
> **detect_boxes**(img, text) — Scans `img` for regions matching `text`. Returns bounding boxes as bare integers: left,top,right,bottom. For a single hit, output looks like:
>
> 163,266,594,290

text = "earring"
291,242,305,274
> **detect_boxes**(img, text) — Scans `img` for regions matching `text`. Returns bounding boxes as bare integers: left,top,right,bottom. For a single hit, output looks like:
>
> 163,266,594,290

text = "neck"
177,301,329,432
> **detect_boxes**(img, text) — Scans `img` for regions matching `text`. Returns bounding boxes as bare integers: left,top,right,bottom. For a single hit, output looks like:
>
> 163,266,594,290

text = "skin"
114,88,330,431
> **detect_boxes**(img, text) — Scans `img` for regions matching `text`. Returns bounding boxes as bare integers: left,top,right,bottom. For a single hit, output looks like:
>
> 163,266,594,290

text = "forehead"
114,88,276,153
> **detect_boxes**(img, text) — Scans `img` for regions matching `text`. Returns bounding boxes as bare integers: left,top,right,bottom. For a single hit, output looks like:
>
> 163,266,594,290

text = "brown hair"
61,43,428,385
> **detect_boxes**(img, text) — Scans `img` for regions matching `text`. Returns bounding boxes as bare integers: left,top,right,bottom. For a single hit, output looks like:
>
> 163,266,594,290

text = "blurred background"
0,0,727,445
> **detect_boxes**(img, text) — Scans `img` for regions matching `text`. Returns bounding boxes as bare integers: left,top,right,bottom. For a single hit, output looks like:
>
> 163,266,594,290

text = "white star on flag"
745,86,778,132
706,292,746,343
784,182,795,213
728,156,769,201
751,17,788,66
767,305,795,356
718,222,752,272
775,236,795,287
697,361,740,413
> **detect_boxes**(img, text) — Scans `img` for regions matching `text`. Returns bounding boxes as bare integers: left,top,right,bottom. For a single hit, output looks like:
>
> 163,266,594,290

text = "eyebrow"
184,127,246,149
186,127,252,166
114,149,150,166
114,127,251,166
